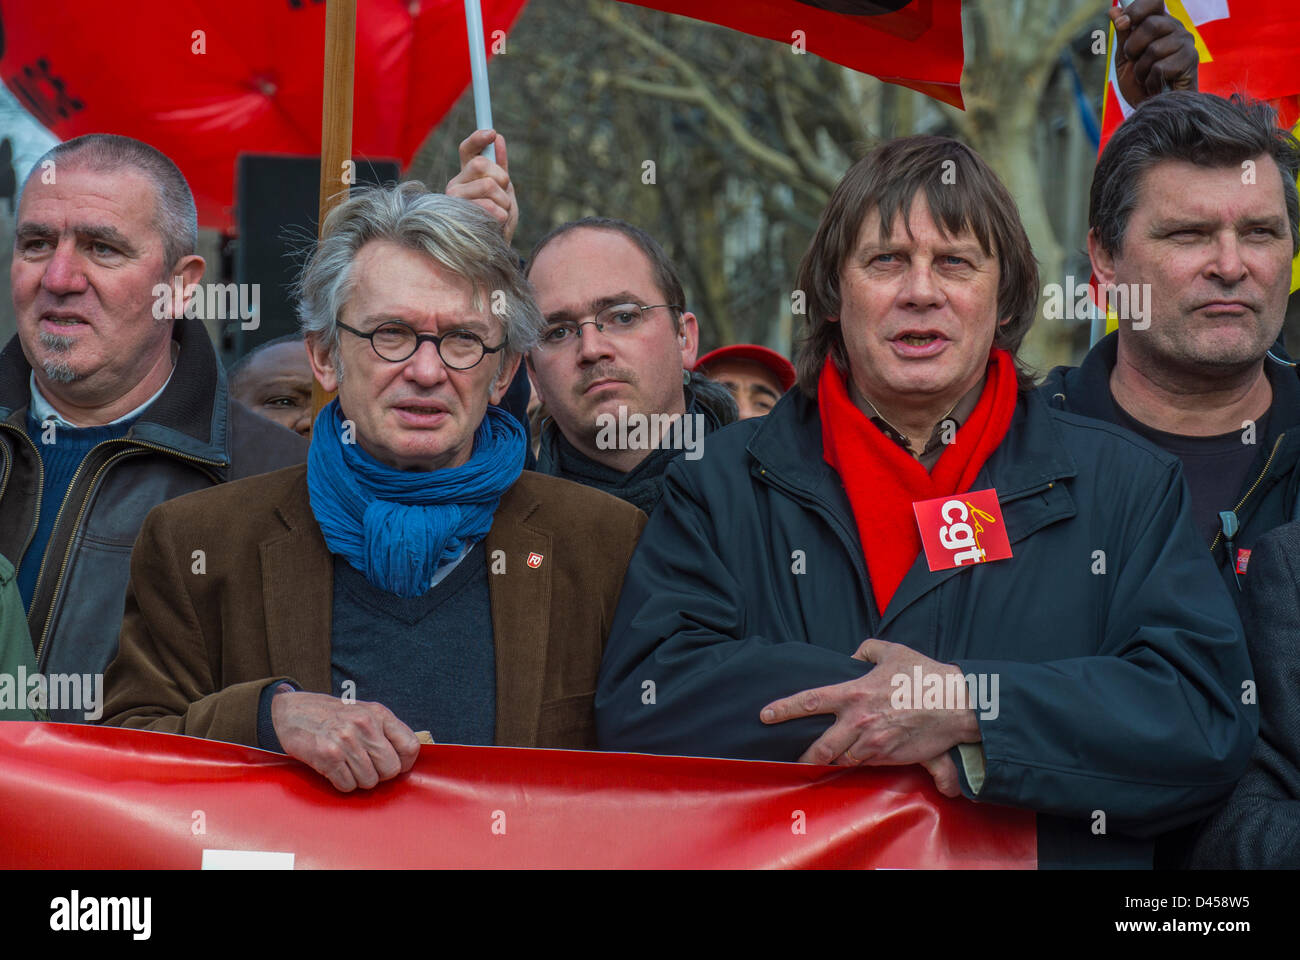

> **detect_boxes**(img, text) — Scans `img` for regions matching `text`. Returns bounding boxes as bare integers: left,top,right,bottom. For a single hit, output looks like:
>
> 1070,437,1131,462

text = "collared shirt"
29,344,179,429
856,376,986,470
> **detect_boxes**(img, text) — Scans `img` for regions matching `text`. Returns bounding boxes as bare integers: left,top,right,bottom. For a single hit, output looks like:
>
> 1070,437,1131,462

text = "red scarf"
819,349,1018,614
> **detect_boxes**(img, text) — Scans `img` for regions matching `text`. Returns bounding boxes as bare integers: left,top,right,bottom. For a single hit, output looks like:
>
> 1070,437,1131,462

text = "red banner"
619,0,965,108
0,723,1036,868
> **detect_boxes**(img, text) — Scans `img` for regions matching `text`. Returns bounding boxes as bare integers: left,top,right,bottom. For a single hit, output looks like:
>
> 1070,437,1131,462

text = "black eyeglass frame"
536,302,684,348
335,319,507,369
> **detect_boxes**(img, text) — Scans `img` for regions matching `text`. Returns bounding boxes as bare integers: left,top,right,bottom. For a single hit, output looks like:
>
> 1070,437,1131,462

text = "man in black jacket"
597,134,1254,868
1040,92,1300,606
1039,93,1300,868
523,218,736,515
442,132,735,514
2,134,304,719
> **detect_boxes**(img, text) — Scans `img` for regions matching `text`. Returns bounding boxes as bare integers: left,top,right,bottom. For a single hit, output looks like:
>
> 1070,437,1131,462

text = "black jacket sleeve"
1191,523,1300,866
595,462,869,760
952,463,1257,837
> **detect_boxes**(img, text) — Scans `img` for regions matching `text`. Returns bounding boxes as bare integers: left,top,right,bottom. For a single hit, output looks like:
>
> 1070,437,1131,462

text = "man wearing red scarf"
597,135,1256,868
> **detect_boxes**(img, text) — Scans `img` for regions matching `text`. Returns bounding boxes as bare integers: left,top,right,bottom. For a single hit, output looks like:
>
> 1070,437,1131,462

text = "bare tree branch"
591,2,827,201
767,51,843,192
1026,0,1109,95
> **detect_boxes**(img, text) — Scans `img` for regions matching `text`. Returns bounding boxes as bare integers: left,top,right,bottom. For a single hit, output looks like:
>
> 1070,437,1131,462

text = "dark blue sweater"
17,412,135,609
258,541,496,751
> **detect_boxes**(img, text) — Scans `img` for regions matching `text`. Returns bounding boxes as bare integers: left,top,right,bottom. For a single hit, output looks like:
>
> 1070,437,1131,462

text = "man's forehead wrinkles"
358,305,493,334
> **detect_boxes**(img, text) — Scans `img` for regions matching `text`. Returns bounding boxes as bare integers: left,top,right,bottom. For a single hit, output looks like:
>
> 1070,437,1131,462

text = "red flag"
1094,0,1300,315
0,0,528,229
0,723,1037,869
617,0,965,108
1099,0,1300,154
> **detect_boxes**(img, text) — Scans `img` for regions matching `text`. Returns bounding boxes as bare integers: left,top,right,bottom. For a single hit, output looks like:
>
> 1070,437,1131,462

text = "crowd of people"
2,30,1298,866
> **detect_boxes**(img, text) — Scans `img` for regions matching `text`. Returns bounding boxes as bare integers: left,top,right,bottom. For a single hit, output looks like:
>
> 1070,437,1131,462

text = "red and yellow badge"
912,488,1013,573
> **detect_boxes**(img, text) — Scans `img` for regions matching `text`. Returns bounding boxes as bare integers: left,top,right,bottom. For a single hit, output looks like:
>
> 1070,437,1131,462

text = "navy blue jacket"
1040,332,1300,606
596,383,1257,868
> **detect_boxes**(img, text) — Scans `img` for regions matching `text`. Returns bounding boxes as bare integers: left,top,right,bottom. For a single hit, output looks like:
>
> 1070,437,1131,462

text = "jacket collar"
1047,330,1121,423
258,465,553,746
751,380,1078,631
750,380,1077,502
1055,331,1300,445
0,315,232,471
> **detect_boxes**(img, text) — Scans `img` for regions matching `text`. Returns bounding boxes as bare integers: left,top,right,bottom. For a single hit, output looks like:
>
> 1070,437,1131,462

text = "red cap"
695,344,796,393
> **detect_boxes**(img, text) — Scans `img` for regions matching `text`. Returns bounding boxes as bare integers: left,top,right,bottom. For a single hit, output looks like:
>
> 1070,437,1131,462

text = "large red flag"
618,0,965,108
1099,0,1300,151
0,0,528,229
1095,0,1300,316
0,723,1037,869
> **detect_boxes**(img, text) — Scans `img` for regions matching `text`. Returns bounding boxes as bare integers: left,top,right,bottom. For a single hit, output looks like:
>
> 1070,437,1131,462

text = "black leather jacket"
0,317,307,712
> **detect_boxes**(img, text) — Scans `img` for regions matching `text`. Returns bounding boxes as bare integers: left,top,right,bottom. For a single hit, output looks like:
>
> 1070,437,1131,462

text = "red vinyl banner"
0,723,1036,869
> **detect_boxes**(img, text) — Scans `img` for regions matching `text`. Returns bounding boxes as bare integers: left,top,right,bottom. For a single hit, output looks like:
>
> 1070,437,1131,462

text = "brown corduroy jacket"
101,464,646,750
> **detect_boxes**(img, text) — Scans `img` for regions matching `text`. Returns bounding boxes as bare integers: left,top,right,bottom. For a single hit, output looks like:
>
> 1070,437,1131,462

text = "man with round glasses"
524,218,737,514
103,184,647,792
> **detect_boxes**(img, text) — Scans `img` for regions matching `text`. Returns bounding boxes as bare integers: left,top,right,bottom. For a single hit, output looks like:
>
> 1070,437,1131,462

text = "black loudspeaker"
230,154,400,362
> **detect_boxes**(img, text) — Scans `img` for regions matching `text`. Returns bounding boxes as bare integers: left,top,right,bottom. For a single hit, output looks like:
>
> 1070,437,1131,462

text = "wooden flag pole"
312,0,357,418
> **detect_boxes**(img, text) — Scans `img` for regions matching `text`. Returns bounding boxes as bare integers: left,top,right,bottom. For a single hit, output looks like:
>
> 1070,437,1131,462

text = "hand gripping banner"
0,723,1036,868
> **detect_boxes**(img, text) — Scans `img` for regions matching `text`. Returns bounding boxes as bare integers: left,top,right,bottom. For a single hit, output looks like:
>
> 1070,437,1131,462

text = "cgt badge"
912,488,1012,572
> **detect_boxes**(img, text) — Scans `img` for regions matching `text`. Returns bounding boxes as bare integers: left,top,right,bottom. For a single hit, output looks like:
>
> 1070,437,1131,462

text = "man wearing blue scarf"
103,186,647,793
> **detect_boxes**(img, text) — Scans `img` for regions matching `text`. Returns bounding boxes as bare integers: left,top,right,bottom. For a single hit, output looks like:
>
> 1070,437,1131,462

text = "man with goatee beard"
0,134,303,715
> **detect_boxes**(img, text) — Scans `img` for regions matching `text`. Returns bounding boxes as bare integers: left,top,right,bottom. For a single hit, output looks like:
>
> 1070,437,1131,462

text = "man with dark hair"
229,333,314,438
1043,91,1300,601
444,136,735,513
1040,91,1300,868
596,134,1254,868
523,218,736,513
1,134,304,712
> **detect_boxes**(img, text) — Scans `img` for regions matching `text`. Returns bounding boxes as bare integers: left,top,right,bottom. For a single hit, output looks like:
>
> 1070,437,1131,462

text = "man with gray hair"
1040,91,1300,867
1,134,304,716
102,183,646,792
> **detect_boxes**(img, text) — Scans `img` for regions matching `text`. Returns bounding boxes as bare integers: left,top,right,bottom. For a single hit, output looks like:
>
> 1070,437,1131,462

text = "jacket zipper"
1209,433,1285,556
755,465,881,629
31,438,224,664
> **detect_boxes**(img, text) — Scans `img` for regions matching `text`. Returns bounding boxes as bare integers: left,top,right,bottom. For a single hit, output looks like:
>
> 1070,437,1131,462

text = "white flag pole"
464,0,496,162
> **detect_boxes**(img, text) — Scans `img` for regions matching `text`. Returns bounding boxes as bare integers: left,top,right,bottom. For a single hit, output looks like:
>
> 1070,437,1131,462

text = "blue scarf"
307,399,525,597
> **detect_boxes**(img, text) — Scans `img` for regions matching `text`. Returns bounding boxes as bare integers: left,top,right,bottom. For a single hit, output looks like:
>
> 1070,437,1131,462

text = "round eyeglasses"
336,319,506,369
536,302,682,350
